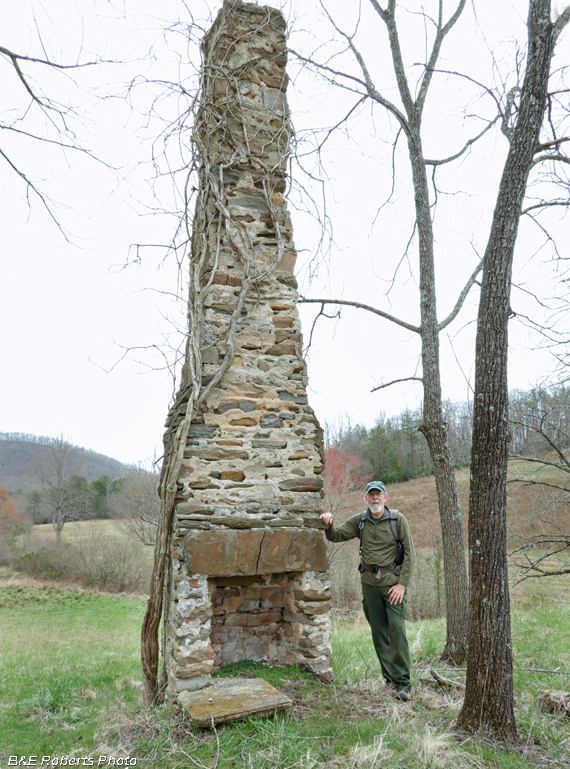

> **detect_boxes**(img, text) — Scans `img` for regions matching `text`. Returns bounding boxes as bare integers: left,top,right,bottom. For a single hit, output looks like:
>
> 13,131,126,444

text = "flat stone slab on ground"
180,677,292,727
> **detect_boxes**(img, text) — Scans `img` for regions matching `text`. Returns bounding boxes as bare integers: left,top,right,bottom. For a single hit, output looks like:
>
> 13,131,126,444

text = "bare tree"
294,0,479,664
456,0,570,744
36,436,88,542
111,467,160,547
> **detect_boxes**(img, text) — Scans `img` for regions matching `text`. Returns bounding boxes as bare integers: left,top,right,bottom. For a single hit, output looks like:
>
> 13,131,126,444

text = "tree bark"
457,0,557,744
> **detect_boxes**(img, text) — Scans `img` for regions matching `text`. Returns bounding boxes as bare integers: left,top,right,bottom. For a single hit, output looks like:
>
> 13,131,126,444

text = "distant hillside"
0,433,128,492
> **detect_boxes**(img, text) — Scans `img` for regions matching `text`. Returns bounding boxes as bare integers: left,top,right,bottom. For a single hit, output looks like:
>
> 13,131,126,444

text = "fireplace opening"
209,573,296,670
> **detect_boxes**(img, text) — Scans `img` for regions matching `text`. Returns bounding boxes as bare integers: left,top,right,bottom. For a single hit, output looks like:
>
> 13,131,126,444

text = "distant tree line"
25,474,122,525
326,386,570,485
0,432,53,445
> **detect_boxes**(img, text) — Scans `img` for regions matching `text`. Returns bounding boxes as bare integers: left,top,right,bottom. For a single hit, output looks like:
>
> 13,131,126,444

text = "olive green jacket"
324,506,416,587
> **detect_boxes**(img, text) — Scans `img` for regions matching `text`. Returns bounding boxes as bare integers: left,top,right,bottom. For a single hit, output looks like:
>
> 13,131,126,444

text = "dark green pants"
361,582,411,690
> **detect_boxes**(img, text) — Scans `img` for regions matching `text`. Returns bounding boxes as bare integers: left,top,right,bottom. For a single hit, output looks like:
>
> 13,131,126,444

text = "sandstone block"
190,446,248,461
176,675,212,694
288,451,310,460
175,643,214,664
260,414,283,428
278,478,323,492
260,75,287,90
189,478,219,489
252,438,287,449
220,470,246,482
294,588,331,602
176,660,215,679
297,600,331,616
273,316,294,328
217,400,257,413
265,343,297,356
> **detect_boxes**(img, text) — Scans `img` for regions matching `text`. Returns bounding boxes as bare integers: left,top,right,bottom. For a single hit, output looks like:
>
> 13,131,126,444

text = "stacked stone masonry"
163,0,333,704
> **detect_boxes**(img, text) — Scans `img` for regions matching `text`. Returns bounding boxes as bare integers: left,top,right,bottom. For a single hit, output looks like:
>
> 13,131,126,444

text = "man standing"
320,480,416,700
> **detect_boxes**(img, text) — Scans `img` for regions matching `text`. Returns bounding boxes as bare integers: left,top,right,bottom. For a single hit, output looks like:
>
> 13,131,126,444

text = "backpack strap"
358,509,367,559
389,509,400,544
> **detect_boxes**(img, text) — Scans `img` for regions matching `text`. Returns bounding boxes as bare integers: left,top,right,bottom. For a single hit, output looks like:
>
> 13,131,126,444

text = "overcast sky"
1,0,569,467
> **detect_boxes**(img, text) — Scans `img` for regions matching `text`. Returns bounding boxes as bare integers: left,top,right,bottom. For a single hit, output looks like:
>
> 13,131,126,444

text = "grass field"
1,569,569,769
29,519,130,543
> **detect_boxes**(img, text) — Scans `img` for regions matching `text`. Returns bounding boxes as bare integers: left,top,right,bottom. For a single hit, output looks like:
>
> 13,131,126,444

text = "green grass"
1,574,569,768
0,585,145,762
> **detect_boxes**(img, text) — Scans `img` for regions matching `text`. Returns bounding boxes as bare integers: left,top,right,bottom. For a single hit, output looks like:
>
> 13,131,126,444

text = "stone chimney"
162,0,332,706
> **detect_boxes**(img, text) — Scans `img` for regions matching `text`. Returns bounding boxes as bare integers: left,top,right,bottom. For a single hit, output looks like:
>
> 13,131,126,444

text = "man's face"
365,488,387,512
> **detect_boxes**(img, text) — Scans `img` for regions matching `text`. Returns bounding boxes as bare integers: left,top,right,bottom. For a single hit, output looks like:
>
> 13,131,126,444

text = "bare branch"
438,258,484,331
371,376,423,393
298,296,420,334
425,116,500,166
416,0,468,114
522,200,570,214
289,48,371,97
300,5,410,132
0,148,70,239
507,476,570,493
0,45,98,70
430,666,465,689
303,302,340,356
536,136,570,151
531,152,570,167
370,1,415,117
553,6,570,42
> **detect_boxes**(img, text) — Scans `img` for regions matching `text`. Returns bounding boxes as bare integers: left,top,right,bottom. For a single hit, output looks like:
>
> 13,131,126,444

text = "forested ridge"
326,386,570,484
0,432,125,492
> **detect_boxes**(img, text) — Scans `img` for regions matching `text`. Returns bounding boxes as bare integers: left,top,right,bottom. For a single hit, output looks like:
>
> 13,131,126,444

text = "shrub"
16,527,151,593
0,533,12,566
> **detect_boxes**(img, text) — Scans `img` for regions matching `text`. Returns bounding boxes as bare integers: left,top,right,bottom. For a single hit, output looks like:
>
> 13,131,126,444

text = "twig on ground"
514,668,569,674
354,643,374,680
430,667,466,689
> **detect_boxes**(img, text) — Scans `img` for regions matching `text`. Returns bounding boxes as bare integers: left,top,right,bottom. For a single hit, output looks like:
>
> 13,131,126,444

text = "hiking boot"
396,690,411,702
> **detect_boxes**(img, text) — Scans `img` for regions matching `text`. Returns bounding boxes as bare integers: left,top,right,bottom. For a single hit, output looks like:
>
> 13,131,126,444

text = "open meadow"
1,565,569,769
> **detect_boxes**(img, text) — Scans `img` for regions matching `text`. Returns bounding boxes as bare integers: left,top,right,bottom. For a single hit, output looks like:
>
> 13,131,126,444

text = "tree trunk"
54,504,63,543
421,415,469,663
457,0,556,744
408,120,469,664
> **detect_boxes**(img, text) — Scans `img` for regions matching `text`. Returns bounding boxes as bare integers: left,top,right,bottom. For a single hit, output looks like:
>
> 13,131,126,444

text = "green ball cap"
365,481,386,494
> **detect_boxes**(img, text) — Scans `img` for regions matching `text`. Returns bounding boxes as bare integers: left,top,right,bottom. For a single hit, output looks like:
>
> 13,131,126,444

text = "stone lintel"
186,528,328,576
